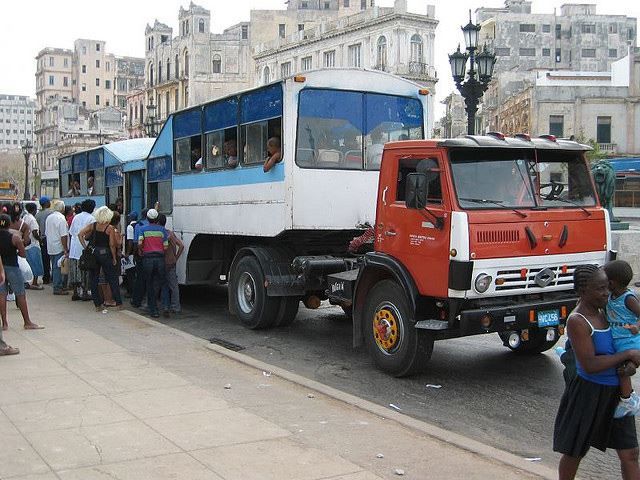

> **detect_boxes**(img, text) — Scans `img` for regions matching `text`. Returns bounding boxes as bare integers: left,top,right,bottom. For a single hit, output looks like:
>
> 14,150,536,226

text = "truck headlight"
474,273,493,293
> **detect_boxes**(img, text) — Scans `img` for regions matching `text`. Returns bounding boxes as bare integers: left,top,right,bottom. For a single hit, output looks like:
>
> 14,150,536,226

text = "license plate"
537,309,559,327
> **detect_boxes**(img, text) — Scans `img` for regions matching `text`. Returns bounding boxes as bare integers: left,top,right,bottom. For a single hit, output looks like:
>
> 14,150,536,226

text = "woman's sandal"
0,346,20,355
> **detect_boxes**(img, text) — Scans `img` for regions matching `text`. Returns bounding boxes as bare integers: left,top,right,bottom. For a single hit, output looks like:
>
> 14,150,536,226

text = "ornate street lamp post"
449,11,496,135
21,140,32,200
145,100,157,138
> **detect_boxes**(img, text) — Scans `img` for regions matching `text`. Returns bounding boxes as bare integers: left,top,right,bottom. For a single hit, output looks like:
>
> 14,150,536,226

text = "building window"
555,24,561,39
105,80,111,90
95,78,100,86
344,0,349,6
279,24,286,38
597,117,611,144
49,56,54,66
167,60,171,80
281,62,291,78
82,83,86,92
609,49,617,58
361,0,366,9
542,24,551,33
149,64,154,86
542,48,551,57
82,46,87,55
519,24,535,33
106,100,110,107
82,65,86,73
96,59,100,68
495,47,510,56
96,43,101,51
64,58,69,67
63,76,69,86
300,1,308,8
582,48,596,58
555,48,561,62
166,92,170,116
106,61,110,72
175,88,179,110
48,75,54,86
410,34,423,63
263,66,270,84
198,19,205,33
609,23,618,34
184,52,189,76
324,50,336,67
298,23,304,31
96,95,100,105
348,44,361,67
376,36,387,69
175,55,179,78
581,23,596,34
549,115,564,137
519,48,536,56
212,54,221,73
628,28,635,41
242,25,248,39
301,56,312,71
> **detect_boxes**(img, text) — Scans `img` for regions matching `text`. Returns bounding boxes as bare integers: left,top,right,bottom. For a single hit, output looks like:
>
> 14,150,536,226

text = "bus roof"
103,138,155,163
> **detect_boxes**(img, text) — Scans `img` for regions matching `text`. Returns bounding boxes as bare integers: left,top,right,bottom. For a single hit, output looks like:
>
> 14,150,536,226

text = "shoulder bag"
79,223,99,271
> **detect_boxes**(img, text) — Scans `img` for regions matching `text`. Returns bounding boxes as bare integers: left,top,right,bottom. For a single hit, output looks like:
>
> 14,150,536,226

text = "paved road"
154,285,635,479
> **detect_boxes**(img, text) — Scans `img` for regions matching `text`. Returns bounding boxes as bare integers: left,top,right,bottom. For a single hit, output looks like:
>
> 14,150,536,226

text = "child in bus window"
224,139,239,168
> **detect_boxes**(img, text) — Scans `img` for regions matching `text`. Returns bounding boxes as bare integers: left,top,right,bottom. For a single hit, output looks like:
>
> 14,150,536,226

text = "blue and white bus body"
59,138,154,212
146,69,429,287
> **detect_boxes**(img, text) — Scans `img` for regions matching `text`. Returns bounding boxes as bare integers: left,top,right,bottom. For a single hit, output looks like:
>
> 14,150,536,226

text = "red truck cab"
350,134,611,376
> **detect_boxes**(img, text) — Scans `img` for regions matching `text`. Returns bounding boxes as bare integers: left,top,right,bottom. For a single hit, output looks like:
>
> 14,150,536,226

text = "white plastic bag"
18,256,34,283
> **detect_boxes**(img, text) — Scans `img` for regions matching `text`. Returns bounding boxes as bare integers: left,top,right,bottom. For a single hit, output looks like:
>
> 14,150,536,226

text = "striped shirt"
137,224,168,256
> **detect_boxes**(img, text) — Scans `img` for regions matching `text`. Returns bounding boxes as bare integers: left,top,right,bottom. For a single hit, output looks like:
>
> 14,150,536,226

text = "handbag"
79,224,99,271
18,256,34,283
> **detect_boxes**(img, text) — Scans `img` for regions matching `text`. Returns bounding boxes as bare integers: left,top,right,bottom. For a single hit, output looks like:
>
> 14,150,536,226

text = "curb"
120,309,556,479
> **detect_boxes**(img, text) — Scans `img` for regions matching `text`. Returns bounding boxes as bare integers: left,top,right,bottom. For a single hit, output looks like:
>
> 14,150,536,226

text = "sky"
0,0,638,119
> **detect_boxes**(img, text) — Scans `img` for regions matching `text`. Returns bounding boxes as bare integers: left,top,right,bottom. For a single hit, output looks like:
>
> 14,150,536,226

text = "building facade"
34,41,143,189
0,95,35,149
491,49,640,155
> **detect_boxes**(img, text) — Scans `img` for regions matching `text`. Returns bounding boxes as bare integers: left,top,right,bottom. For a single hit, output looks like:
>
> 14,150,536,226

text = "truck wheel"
274,297,300,327
499,329,560,354
362,280,434,377
231,255,278,329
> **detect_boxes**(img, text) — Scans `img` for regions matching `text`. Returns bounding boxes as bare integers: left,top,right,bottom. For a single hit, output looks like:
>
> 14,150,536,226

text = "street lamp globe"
146,101,157,137
476,45,497,80
448,45,468,81
461,16,481,51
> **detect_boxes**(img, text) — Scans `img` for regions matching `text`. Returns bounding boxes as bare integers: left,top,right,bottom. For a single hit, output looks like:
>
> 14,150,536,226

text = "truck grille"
495,264,575,291
476,229,520,244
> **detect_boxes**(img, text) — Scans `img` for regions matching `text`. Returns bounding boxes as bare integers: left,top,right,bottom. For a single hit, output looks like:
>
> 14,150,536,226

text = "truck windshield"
450,148,596,210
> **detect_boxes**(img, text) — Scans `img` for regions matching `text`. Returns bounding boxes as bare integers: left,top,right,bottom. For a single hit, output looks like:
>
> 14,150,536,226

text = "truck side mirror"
405,173,428,209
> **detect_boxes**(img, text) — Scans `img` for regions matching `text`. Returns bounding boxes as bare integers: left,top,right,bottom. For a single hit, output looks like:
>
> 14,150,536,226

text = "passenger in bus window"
366,130,385,169
224,139,239,168
67,180,80,197
191,145,203,171
263,137,281,172
87,176,95,196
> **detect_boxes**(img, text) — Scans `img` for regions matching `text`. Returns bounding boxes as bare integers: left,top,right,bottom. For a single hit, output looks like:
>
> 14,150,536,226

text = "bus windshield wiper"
542,196,591,216
459,197,528,218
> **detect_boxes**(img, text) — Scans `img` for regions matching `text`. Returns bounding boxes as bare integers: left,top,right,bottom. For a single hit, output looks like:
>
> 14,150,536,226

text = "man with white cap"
137,209,168,318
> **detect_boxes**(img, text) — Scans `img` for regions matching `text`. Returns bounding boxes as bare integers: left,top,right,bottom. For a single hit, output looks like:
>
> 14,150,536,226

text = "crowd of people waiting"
0,196,183,356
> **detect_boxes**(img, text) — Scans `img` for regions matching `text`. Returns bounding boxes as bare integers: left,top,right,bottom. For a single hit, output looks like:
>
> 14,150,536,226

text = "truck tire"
362,280,434,377
274,297,300,327
499,329,560,354
231,255,278,329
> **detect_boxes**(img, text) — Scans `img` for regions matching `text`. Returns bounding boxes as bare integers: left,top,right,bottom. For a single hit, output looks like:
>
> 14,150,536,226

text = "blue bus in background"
58,138,154,213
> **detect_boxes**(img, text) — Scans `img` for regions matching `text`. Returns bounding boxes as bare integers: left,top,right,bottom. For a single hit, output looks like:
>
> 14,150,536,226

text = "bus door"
126,171,145,216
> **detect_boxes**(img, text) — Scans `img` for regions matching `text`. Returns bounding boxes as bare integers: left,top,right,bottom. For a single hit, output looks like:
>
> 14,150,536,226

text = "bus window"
240,84,282,168
364,93,423,171
87,149,105,195
296,89,364,169
105,165,123,206
206,127,238,170
173,108,203,173
175,136,202,172
147,156,172,214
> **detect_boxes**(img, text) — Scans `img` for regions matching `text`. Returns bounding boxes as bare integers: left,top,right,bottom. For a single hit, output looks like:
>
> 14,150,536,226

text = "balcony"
598,143,618,154
373,63,388,72
396,62,437,81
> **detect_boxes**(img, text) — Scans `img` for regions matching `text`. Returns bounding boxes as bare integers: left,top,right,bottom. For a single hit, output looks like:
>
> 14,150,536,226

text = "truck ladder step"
414,320,449,330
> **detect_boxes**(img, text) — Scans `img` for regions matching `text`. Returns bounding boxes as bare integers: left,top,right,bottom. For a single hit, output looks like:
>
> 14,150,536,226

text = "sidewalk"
1,292,555,480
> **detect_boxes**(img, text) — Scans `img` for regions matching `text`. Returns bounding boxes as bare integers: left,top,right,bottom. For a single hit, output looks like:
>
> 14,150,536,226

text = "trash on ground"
525,457,542,462
223,383,231,389
394,468,405,475
74,339,80,343
389,403,402,411
425,384,442,389
262,371,272,377
319,420,328,425
257,383,271,388
376,453,384,459
307,393,315,398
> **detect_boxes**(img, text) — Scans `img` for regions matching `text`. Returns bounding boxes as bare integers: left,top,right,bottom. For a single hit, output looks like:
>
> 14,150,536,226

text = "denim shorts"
0,265,26,296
